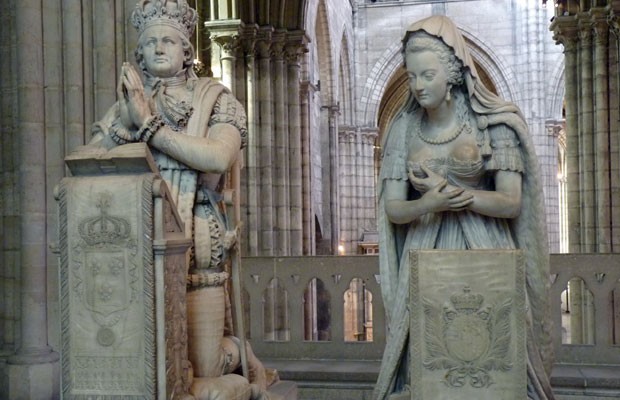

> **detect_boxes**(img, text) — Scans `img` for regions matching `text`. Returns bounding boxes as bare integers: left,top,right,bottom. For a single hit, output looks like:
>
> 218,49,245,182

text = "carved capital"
361,131,378,145
285,31,309,66
545,120,564,138
256,27,274,59
578,26,593,42
550,18,579,52
591,10,609,45
271,31,287,60
204,20,243,57
212,34,241,58
338,130,355,144
239,25,259,57
608,12,620,38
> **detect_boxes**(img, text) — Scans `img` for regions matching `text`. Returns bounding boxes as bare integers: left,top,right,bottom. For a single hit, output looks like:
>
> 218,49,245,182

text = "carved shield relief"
59,175,156,398
409,250,526,400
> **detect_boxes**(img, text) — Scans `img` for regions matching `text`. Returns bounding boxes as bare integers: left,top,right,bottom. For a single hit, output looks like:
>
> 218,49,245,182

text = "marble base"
3,359,60,400
409,250,526,400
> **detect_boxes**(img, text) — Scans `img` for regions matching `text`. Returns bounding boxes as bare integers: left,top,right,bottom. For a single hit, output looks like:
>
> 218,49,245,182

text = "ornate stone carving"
58,173,158,398
212,33,242,58
73,192,139,348
271,31,287,60
422,287,513,388
409,250,526,400
58,145,193,399
256,27,274,59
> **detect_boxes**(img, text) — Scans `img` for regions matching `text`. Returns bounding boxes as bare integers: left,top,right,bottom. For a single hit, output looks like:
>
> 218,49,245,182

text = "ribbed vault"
237,0,307,29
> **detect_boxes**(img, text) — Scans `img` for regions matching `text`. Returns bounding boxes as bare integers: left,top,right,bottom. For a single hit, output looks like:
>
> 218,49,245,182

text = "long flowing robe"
373,16,554,400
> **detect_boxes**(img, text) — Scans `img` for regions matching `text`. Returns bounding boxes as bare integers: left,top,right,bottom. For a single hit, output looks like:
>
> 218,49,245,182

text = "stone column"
578,17,595,252
93,0,119,121
338,129,354,253
5,0,60,397
592,12,611,252
257,28,275,255
286,33,307,256
608,5,620,343
592,9,611,253
272,31,290,256
609,11,620,252
300,81,314,254
64,0,90,153
240,25,259,256
546,122,564,253
0,0,17,359
552,19,580,252
328,105,341,254
206,22,242,92
360,129,378,234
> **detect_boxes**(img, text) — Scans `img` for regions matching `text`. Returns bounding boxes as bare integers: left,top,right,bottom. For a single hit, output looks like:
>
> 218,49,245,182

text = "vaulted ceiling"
238,0,308,30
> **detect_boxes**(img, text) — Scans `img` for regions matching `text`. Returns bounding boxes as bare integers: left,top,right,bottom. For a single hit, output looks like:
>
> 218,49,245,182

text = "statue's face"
405,50,450,111
140,25,186,78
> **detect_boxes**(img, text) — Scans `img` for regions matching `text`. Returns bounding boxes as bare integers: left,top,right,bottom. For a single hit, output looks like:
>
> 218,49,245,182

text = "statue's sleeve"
208,92,248,148
91,103,120,138
379,116,409,182
485,123,524,173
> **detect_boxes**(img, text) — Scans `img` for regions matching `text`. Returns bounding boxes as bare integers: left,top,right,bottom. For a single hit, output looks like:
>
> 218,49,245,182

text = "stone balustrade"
242,254,620,398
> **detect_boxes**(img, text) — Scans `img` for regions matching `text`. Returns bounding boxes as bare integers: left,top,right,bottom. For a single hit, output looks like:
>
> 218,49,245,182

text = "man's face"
140,25,186,78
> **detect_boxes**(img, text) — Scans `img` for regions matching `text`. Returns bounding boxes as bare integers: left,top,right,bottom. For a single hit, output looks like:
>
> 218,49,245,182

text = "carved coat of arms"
72,192,138,347
422,286,513,388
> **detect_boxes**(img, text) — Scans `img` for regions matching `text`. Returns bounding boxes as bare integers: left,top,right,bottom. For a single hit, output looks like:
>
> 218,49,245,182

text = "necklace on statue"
415,115,472,145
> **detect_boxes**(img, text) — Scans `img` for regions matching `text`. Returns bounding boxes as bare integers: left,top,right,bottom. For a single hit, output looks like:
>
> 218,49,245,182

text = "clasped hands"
117,62,153,139
407,161,473,212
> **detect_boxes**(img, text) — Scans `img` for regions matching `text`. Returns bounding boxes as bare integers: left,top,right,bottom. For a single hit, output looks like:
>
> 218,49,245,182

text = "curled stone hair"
404,31,464,87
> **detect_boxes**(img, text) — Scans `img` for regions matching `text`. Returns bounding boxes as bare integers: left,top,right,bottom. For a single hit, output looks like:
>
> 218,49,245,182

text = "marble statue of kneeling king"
87,0,272,399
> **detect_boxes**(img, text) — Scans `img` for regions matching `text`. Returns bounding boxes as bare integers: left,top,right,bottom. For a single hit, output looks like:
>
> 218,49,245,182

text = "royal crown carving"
77,192,131,246
131,0,198,38
450,286,484,313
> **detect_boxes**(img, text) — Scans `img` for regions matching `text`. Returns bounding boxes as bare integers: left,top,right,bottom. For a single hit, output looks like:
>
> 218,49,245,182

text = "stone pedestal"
57,143,192,399
409,250,526,400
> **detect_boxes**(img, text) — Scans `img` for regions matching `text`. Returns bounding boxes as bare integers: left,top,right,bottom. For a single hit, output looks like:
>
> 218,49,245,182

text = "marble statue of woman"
374,16,554,400
87,1,269,399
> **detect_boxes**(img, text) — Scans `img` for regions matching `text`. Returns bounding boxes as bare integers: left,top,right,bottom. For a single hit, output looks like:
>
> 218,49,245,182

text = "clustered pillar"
338,128,378,254
550,0,620,346
551,2,620,253
208,24,309,256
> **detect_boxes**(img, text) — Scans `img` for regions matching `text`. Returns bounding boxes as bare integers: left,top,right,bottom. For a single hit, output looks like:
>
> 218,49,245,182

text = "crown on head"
450,286,483,313
78,192,131,246
131,0,198,39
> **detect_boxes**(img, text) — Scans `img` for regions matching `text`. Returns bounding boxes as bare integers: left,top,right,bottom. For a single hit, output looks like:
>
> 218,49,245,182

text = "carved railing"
549,254,620,365
241,256,385,361
242,254,620,366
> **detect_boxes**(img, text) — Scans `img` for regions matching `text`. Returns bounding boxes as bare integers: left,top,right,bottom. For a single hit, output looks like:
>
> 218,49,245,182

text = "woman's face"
140,25,186,78
405,50,450,111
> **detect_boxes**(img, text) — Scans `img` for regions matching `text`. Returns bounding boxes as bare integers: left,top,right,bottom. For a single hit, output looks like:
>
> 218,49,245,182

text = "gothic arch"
244,0,307,29
338,32,354,125
314,0,335,105
360,42,403,127
548,55,565,120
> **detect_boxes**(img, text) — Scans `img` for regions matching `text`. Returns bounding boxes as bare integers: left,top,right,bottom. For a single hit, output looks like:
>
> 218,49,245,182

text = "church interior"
1,0,620,398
